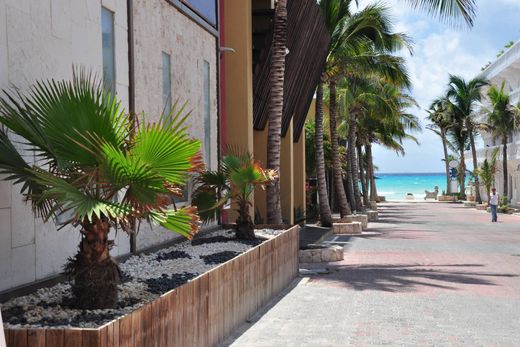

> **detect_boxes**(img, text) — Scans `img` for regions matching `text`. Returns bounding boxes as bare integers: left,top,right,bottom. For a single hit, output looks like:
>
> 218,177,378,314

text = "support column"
280,119,294,224
222,0,254,221
293,124,306,224
222,0,253,152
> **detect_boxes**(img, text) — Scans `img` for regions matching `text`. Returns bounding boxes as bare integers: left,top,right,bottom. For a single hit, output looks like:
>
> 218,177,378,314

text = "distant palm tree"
486,82,519,201
427,97,453,194
475,148,499,204
446,75,487,201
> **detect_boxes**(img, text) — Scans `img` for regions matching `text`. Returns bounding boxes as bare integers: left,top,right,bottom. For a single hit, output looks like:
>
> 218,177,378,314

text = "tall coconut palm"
315,79,334,225
266,0,287,224
444,98,470,197
313,0,475,221
0,74,202,309
426,97,452,194
327,3,412,212
486,82,519,201
446,75,487,202
352,81,420,202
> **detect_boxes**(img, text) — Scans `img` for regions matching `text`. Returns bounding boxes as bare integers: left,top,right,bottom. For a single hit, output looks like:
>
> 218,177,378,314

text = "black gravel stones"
39,311,120,327
144,273,197,294
156,250,192,261
3,305,27,325
200,251,241,265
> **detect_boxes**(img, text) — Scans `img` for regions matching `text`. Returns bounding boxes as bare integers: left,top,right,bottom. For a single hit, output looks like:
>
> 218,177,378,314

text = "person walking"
489,187,499,222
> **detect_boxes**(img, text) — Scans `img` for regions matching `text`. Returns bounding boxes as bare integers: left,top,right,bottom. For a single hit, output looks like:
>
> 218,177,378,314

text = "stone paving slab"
222,202,520,346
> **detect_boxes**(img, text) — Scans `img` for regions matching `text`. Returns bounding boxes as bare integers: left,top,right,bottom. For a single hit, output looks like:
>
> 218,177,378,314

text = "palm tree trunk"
66,217,120,309
345,167,355,211
459,150,466,199
348,113,363,211
367,143,378,201
357,142,369,207
441,129,450,194
315,80,333,226
236,201,256,239
266,0,286,224
329,79,351,217
468,131,482,203
503,137,508,201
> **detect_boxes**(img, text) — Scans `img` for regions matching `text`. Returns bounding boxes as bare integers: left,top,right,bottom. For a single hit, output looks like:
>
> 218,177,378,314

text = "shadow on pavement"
307,263,518,293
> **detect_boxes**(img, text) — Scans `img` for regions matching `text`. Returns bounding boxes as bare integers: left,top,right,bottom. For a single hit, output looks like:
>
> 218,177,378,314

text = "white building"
0,0,218,294
476,40,520,204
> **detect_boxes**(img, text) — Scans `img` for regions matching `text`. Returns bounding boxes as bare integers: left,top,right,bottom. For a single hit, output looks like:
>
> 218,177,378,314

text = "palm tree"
475,148,499,204
0,74,202,309
353,81,420,202
312,0,475,220
487,82,519,201
444,98,469,197
315,79,334,226
426,97,452,194
446,75,487,201
326,2,412,213
266,0,287,224
192,152,276,239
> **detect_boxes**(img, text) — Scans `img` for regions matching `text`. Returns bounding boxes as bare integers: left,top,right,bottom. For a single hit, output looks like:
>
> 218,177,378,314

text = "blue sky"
359,0,520,173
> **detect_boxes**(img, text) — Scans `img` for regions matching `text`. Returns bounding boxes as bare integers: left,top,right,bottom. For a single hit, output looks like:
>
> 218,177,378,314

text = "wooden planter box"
4,226,300,347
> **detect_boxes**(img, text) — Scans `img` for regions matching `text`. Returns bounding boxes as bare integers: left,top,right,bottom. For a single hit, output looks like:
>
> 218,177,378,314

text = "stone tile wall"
0,0,218,292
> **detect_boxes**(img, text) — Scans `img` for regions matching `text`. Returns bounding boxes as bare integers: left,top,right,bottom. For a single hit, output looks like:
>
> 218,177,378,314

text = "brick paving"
222,202,520,346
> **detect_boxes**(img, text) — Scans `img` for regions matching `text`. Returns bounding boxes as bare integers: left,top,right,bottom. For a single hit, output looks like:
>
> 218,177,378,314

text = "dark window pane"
162,52,172,111
101,7,115,94
203,61,211,168
183,0,217,26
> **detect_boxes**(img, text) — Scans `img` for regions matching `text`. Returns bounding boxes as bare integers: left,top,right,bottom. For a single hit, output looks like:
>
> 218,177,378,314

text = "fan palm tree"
486,82,519,201
446,75,487,201
192,152,276,240
0,74,203,309
266,0,287,224
426,96,452,194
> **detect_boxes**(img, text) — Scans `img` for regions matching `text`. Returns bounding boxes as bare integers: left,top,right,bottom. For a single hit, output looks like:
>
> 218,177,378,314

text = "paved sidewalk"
222,202,520,346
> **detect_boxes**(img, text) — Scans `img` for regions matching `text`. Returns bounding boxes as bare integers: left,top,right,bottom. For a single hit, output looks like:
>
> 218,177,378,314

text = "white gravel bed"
1,228,284,329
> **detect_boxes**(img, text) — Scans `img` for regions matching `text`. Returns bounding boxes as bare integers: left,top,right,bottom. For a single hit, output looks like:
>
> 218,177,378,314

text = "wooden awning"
252,0,330,142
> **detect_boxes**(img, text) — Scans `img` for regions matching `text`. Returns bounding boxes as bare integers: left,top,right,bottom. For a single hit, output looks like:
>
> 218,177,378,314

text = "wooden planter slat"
26,330,45,347
45,329,64,347
4,226,299,347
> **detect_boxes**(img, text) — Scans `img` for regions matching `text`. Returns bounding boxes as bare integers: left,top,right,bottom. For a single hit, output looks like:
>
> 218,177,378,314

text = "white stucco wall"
0,0,218,293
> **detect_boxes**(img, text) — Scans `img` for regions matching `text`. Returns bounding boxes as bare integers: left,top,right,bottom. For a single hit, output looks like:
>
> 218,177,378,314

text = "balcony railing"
480,41,520,80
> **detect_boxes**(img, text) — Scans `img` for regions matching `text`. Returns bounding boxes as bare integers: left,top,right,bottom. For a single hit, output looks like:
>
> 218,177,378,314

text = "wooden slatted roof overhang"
252,0,330,143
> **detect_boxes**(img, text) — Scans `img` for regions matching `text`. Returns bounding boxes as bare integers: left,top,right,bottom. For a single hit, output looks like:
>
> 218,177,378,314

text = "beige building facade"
0,0,218,293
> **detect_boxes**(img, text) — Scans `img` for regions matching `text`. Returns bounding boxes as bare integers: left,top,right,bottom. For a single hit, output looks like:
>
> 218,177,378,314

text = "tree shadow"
308,263,517,293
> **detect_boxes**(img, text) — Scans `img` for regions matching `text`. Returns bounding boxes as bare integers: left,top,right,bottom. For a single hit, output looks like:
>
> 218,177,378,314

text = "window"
182,0,217,27
162,52,172,112
203,61,211,168
101,7,115,94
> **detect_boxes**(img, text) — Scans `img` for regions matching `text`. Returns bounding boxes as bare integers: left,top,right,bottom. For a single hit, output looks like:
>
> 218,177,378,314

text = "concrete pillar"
222,0,254,221
254,128,268,223
222,0,253,153
281,119,294,224
293,124,306,223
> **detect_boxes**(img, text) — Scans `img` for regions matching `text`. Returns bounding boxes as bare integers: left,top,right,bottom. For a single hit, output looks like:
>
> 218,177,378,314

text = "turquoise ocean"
375,173,448,201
